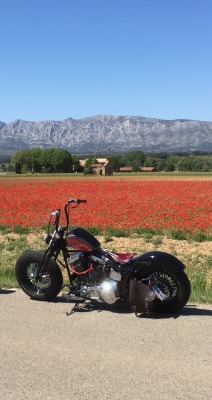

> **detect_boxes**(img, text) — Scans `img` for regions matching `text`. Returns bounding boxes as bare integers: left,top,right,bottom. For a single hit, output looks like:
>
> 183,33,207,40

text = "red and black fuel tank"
66,227,100,252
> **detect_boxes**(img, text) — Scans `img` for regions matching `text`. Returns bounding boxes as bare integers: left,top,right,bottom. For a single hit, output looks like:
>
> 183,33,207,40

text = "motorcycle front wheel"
15,250,63,301
132,266,191,313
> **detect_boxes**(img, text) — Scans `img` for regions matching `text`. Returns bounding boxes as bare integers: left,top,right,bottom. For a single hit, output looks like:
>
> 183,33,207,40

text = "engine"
68,252,121,304
68,252,106,281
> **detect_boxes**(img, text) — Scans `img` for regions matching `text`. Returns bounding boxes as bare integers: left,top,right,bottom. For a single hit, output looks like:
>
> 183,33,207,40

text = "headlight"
44,234,52,244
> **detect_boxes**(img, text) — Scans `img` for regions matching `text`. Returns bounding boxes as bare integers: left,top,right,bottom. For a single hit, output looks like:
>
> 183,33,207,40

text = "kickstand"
66,302,80,316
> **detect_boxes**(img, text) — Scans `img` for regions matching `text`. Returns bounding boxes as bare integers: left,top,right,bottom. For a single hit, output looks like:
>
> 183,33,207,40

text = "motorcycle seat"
108,252,136,264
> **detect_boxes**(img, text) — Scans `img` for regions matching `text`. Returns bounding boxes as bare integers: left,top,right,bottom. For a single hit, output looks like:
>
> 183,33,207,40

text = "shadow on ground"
55,296,212,318
0,288,16,295
2,289,211,319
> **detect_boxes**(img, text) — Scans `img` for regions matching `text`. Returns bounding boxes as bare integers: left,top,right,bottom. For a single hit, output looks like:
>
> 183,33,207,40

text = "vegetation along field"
0,174,211,304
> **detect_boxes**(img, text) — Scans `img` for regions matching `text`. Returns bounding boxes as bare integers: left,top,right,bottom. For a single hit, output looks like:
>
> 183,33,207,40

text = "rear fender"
131,251,186,274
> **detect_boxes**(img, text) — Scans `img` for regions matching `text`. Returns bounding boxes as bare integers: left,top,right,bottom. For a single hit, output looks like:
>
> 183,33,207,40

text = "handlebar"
68,198,87,205
64,198,87,229
48,198,87,234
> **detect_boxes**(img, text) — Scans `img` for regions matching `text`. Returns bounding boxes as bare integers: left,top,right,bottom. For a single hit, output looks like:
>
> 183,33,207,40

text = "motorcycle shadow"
137,305,212,319
0,288,16,295
56,297,212,319
62,299,132,316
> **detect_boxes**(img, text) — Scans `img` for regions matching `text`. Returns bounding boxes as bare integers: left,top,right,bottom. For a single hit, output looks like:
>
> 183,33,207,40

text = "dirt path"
98,235,212,256
0,232,211,257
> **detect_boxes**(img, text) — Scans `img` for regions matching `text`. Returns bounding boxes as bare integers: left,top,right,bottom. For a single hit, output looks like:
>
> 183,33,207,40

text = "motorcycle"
15,198,191,315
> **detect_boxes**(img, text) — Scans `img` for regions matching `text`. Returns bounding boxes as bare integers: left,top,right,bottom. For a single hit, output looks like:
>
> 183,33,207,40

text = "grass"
1,171,212,181
185,254,212,303
97,226,212,243
0,225,211,304
0,228,46,287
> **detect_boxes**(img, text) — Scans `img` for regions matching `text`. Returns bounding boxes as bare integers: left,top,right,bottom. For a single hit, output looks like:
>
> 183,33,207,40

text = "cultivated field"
0,173,211,232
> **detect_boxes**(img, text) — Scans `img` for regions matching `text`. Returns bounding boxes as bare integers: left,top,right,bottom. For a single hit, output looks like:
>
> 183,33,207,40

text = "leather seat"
108,251,136,264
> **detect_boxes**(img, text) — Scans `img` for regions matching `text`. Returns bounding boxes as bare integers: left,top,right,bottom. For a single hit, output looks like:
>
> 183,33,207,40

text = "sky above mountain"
1,0,212,123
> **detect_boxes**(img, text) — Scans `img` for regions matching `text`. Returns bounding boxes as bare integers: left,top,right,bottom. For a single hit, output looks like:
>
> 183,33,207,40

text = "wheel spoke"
142,271,178,303
26,262,51,291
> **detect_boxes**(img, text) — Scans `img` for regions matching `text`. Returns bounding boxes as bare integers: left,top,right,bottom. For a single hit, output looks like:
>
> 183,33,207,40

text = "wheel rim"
26,262,51,292
142,271,178,303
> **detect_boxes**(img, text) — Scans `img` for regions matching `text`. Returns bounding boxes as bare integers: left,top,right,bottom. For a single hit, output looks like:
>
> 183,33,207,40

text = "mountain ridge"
0,114,212,155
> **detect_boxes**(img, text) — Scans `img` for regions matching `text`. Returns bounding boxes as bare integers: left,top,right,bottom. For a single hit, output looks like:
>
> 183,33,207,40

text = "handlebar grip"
68,198,87,205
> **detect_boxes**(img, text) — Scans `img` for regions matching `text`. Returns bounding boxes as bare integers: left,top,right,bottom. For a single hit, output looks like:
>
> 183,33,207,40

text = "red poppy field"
0,176,211,233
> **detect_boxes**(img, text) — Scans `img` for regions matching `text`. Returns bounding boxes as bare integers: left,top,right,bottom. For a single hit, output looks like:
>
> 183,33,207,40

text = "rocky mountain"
0,115,212,156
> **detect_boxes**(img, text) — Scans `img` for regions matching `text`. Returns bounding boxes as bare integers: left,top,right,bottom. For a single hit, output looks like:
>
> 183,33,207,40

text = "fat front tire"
15,250,63,301
132,265,191,313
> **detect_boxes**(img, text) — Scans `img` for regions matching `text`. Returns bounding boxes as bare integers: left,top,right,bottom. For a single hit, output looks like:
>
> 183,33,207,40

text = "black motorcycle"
15,198,191,315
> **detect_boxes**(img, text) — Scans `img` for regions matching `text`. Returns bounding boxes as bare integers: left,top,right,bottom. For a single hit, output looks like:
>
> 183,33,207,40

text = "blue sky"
1,0,212,123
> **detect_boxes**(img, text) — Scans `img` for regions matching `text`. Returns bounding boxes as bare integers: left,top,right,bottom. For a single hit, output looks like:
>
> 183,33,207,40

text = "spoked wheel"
133,267,191,313
149,270,179,300
15,250,63,301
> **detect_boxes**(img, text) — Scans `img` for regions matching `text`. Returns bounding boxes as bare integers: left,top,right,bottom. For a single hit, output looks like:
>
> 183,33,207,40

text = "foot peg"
62,293,86,302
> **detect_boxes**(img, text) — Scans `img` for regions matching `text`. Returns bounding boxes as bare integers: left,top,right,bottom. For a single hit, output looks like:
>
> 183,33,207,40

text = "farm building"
139,167,156,172
119,167,133,172
91,159,113,176
119,166,156,172
80,158,113,176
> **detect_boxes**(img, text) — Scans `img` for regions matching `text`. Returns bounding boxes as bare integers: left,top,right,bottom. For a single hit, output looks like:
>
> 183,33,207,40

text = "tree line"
0,148,212,173
3,148,80,174
108,150,212,172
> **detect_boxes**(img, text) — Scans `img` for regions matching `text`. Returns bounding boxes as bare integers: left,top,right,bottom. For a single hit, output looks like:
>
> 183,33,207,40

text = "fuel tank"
66,227,100,252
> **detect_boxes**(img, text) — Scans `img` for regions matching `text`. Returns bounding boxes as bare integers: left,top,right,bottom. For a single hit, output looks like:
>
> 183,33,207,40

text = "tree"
144,157,157,167
164,156,176,172
12,149,31,173
42,148,73,173
30,147,43,173
72,155,81,172
12,147,73,173
177,157,193,172
119,150,145,171
108,155,122,171
83,157,98,175
156,159,167,171
52,149,73,173
201,156,212,172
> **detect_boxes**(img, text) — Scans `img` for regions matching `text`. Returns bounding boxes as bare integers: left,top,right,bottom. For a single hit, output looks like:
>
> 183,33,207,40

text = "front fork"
35,247,56,280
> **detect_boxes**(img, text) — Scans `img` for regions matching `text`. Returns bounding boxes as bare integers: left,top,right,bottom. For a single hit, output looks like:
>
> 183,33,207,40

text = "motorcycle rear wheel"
15,250,63,301
132,266,191,313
